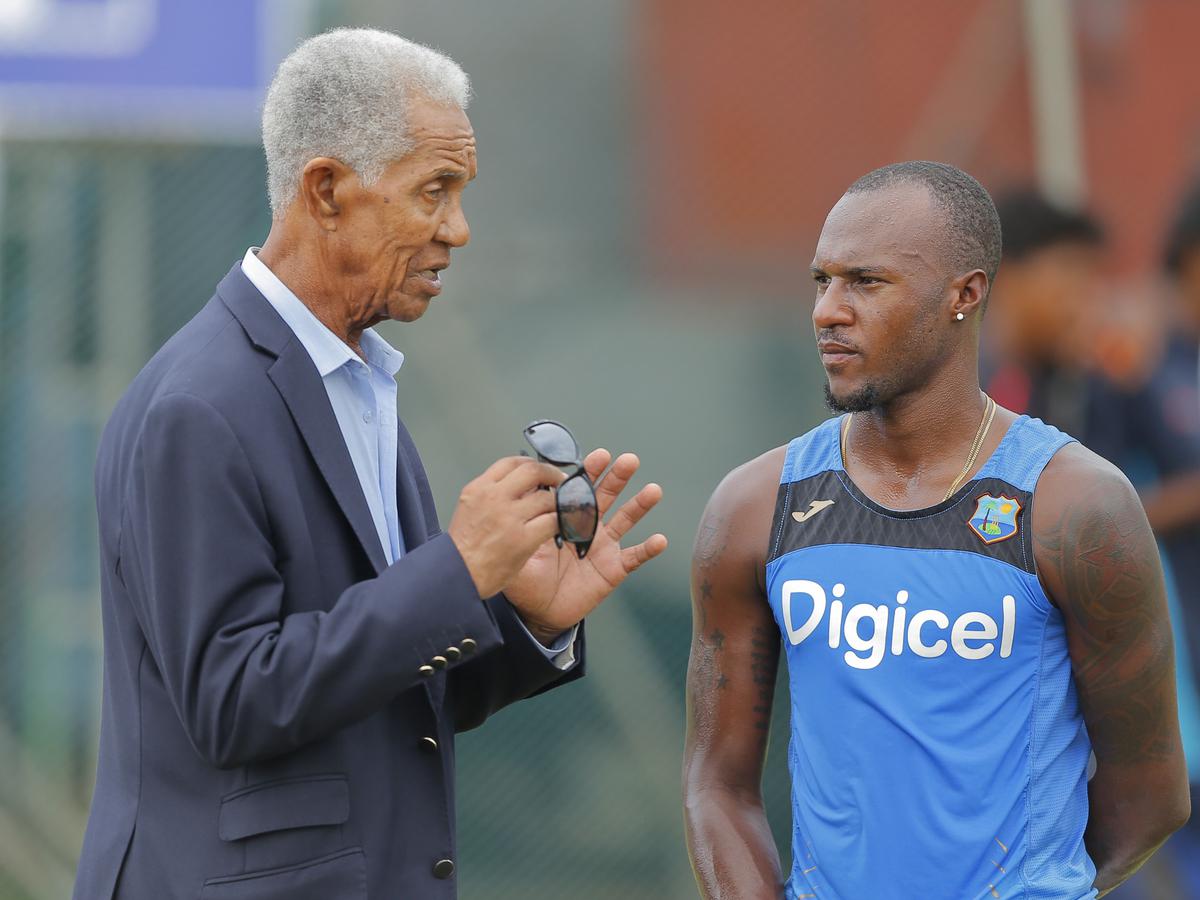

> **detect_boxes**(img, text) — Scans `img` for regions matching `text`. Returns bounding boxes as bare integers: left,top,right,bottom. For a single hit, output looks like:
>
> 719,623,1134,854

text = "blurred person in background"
684,162,1188,900
73,28,666,900
986,189,1200,898
1162,182,1200,531
986,191,1200,571
1162,179,1200,377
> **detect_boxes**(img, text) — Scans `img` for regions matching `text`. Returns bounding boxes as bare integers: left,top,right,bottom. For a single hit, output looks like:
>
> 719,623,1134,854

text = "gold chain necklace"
941,394,996,500
839,393,997,503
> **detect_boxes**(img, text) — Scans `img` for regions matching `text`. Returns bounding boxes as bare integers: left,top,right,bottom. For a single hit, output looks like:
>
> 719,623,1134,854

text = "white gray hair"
262,28,471,215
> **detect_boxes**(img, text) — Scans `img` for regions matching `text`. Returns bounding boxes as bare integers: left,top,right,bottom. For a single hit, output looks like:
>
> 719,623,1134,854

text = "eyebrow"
809,264,892,278
426,168,470,183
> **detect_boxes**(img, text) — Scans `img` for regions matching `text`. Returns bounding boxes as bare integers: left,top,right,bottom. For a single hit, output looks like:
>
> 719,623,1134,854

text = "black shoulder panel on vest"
768,470,1037,575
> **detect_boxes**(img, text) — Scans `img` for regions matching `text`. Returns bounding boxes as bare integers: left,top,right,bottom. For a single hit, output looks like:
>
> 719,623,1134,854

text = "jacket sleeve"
448,598,586,733
120,390,503,769
395,415,586,733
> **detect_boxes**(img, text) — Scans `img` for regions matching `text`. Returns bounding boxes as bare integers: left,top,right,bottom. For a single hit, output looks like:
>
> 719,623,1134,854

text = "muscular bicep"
685,459,782,789
1033,449,1182,767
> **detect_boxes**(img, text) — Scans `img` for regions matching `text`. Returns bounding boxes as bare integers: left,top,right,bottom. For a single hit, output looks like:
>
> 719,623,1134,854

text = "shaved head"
811,165,995,414
845,161,1002,291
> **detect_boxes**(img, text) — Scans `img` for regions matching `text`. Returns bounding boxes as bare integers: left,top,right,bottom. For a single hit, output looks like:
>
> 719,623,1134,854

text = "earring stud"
955,312,965,321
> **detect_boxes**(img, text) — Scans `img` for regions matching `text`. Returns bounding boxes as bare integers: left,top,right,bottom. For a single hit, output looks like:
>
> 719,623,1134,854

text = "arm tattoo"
694,518,724,631
692,629,729,696
697,578,714,631
689,505,779,737
1035,495,1176,764
694,519,723,563
750,626,778,732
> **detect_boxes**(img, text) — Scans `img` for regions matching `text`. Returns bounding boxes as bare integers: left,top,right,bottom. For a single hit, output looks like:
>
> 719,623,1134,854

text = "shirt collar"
360,328,405,377
241,247,404,378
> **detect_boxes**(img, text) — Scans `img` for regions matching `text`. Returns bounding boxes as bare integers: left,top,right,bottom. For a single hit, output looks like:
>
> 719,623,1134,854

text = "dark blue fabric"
73,263,584,899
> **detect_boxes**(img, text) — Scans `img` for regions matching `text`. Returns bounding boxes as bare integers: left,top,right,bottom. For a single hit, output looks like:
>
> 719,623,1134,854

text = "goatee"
824,382,881,413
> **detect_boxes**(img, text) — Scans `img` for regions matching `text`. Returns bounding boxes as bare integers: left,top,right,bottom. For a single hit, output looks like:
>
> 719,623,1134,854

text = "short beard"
824,381,882,413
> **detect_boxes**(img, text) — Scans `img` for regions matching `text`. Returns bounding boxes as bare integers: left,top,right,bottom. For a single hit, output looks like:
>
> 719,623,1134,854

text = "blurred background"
2,0,1200,897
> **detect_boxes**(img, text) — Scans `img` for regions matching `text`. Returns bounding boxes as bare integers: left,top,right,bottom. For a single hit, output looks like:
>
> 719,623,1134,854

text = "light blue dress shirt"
241,248,575,667
243,247,404,564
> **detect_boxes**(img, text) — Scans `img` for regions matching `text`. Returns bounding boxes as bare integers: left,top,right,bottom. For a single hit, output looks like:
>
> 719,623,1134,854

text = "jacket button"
419,736,439,753
418,665,435,678
460,638,478,655
433,858,455,879
444,646,462,662
431,655,448,669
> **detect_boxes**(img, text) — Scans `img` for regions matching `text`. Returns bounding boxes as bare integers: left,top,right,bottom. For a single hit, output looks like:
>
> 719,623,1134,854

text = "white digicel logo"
780,580,1015,670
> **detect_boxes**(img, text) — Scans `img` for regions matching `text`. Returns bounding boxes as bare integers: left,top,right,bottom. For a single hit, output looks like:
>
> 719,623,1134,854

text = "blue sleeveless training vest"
766,414,1096,900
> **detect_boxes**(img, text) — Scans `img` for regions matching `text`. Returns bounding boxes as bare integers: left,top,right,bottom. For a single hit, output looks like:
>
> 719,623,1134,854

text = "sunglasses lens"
525,421,580,466
557,473,598,542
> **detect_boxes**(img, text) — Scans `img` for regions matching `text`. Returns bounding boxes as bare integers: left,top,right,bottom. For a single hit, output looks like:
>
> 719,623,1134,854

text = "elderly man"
73,29,666,900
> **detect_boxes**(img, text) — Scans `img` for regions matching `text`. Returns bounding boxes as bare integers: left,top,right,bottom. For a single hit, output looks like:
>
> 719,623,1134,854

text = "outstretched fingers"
620,532,669,573
605,481,663,542
593,452,640,516
583,447,612,481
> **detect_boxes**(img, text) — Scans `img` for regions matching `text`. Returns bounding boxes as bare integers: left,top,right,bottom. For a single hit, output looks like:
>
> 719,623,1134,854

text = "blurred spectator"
1163,177,1200,400
985,192,1107,398
985,189,1200,898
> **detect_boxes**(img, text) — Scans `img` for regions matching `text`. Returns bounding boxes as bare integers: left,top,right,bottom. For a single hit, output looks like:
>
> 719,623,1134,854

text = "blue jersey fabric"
766,415,1096,900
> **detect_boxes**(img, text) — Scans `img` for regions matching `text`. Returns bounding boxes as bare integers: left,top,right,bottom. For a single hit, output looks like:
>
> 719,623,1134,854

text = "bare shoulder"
1032,438,1167,653
1036,439,1137,509
1032,436,1179,770
693,445,788,580
1032,440,1152,586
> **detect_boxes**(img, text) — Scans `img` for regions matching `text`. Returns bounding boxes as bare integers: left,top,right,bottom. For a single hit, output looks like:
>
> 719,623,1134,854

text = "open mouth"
410,266,446,296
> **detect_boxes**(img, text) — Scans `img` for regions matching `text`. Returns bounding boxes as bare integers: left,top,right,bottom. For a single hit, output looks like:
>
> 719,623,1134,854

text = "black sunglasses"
523,419,598,558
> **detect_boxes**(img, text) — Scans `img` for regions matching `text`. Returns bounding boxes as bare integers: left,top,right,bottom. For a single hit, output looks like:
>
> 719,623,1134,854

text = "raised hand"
446,456,567,598
502,449,668,641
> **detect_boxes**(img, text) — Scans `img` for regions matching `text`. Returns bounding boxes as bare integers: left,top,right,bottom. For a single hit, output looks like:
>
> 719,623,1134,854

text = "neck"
847,369,986,480
258,225,367,357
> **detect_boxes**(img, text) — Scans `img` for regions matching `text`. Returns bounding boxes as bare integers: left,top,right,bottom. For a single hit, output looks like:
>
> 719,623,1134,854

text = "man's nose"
436,200,470,248
812,279,854,329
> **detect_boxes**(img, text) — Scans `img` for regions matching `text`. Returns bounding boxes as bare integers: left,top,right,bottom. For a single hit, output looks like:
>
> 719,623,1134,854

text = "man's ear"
299,157,355,232
951,269,989,320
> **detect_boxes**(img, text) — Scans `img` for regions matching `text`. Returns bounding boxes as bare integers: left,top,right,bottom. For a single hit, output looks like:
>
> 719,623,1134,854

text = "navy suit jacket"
74,264,584,899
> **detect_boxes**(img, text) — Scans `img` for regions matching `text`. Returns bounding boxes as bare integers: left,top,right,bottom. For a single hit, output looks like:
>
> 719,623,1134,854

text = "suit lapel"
395,455,427,551
395,419,436,549
269,347,388,575
218,263,388,576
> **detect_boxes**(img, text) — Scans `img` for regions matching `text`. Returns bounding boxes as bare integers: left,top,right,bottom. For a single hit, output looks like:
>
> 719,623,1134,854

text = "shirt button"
363,410,373,423
433,859,455,879
460,638,478,655
419,736,439,753
444,646,462,662
418,665,435,678
431,655,448,670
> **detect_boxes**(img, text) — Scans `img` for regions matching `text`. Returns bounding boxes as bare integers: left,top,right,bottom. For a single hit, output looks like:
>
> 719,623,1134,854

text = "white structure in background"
1023,0,1088,209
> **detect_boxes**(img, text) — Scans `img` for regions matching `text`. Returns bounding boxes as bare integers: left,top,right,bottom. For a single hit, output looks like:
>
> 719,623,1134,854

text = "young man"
683,162,1189,899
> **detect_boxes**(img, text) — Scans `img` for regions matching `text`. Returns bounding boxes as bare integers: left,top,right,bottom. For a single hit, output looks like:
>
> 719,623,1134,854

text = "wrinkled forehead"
813,183,947,274
404,100,478,175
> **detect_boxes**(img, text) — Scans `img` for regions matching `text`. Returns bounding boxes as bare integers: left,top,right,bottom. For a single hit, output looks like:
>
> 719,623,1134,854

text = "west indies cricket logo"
968,493,1021,544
